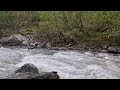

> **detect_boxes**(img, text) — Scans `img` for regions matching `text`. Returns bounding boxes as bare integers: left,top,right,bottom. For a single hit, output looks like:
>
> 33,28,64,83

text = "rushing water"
0,47,120,79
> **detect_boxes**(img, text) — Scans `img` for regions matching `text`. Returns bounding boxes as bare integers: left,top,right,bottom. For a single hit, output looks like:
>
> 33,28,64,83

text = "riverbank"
0,42,118,55
1,11,120,54
1,34,120,54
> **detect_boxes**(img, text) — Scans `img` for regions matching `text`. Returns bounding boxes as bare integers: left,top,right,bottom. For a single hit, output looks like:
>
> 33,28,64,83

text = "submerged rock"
6,63,60,79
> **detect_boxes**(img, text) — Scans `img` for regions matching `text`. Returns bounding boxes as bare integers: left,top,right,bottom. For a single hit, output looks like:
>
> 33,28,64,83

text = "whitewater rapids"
0,47,120,79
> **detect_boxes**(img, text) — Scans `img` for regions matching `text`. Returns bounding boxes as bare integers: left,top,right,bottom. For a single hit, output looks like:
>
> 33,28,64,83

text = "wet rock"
35,71,60,79
7,63,60,79
107,46,119,54
15,63,39,74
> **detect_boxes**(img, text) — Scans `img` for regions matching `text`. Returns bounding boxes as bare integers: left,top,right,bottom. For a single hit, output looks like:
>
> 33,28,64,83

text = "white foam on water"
16,50,120,79
0,47,31,78
1,47,120,79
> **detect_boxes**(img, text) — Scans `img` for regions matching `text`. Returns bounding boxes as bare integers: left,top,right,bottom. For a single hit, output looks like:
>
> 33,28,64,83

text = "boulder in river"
6,63,60,79
15,63,39,74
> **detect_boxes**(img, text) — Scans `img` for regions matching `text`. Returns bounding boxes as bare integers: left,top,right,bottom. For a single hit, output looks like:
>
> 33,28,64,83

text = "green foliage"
0,11,40,36
1,11,120,48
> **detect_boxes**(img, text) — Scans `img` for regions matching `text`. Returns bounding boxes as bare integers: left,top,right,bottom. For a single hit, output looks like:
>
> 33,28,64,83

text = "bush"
1,11,120,48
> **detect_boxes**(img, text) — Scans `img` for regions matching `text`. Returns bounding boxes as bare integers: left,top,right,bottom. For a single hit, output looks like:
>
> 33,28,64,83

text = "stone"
34,71,60,79
0,37,22,46
15,63,39,74
107,46,119,54
6,63,60,79
0,34,28,46
46,43,51,49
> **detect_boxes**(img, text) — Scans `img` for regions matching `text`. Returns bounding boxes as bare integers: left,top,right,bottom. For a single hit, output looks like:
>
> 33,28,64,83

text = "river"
0,47,120,79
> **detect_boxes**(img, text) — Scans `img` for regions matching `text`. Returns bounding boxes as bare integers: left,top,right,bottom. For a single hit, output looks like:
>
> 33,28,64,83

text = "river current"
0,47,120,79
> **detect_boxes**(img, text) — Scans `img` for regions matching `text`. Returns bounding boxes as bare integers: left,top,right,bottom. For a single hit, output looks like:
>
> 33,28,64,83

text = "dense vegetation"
0,11,120,50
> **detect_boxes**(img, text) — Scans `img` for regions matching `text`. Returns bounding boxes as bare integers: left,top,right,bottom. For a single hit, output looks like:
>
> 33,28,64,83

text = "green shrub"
1,11,120,48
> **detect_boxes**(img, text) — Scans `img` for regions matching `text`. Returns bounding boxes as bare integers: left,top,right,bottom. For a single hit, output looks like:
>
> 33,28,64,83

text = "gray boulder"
0,34,28,46
15,63,39,74
107,46,119,54
27,42,40,49
34,71,60,79
7,63,60,79
0,36,22,46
